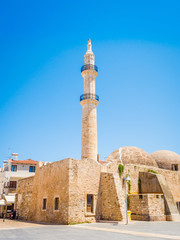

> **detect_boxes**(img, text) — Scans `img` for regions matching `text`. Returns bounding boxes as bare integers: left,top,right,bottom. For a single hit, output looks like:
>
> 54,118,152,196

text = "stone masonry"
101,172,126,221
129,194,166,221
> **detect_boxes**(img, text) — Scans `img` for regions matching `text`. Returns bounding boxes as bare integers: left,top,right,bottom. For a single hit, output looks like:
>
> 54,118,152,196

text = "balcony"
80,93,99,102
81,64,98,73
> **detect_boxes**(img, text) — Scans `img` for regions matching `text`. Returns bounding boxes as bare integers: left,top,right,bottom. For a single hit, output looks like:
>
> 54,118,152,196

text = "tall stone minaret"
80,39,99,161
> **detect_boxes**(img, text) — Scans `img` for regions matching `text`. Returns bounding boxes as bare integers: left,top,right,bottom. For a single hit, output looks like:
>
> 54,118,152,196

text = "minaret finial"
86,38,92,54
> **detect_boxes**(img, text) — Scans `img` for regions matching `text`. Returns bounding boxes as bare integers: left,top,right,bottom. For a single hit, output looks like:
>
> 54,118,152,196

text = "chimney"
12,153,18,161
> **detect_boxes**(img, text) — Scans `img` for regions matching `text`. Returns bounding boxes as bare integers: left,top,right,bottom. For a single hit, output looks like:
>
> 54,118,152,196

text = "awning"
4,195,15,204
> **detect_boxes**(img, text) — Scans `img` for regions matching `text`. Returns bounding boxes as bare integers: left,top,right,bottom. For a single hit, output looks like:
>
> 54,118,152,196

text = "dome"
105,146,158,167
151,150,180,171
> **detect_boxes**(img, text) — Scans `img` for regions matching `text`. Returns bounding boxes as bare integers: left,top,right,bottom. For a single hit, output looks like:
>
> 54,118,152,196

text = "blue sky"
0,0,180,165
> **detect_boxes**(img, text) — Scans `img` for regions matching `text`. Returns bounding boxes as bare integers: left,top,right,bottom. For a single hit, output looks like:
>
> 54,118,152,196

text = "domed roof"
151,150,180,170
105,146,158,167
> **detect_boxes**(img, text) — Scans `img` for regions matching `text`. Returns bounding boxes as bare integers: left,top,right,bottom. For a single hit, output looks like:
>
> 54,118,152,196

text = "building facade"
15,40,180,223
0,153,37,217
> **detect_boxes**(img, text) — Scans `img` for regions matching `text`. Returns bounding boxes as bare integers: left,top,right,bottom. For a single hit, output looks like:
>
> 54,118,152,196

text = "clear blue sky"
0,0,180,165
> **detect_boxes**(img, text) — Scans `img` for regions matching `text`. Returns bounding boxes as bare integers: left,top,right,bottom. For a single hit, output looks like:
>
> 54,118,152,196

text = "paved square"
0,220,180,240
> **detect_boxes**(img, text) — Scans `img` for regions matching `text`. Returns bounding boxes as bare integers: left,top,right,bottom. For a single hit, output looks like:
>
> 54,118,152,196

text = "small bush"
127,195,130,210
118,164,124,176
127,180,131,194
147,169,158,174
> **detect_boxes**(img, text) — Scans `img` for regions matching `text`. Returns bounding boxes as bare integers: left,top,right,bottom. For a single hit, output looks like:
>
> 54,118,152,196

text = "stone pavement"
0,220,180,239
0,219,45,229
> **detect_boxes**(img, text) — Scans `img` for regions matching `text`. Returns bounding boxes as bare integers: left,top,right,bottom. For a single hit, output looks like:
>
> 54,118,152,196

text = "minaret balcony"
81,64,98,73
80,93,99,102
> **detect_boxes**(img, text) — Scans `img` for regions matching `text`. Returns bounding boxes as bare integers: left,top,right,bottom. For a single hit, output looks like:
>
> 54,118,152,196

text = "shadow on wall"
139,171,180,219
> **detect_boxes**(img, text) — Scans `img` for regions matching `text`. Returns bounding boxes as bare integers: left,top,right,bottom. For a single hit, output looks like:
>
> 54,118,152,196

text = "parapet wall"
129,194,166,221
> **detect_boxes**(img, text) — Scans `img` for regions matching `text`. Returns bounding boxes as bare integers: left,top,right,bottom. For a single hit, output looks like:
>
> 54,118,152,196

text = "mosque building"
15,40,180,224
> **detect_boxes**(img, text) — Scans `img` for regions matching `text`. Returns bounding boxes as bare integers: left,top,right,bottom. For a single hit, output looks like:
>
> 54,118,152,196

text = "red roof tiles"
98,160,104,164
9,159,38,165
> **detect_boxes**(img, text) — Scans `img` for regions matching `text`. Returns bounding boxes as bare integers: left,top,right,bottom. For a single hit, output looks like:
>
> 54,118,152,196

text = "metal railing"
81,64,98,73
80,93,99,102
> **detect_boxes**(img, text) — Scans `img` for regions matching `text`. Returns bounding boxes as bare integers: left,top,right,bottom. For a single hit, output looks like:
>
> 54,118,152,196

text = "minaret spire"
80,39,99,161
86,39,93,53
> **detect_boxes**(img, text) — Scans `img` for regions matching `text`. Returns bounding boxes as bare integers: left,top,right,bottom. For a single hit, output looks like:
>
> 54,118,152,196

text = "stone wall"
126,164,180,202
100,172,126,221
16,159,70,224
102,160,180,202
15,176,34,220
129,194,166,221
15,155,180,224
138,171,179,219
30,159,70,224
15,158,101,224
102,160,180,221
68,158,101,224
139,172,162,193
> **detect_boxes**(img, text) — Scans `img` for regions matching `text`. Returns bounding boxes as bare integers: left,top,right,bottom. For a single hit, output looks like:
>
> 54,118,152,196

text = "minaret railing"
80,93,99,102
81,64,98,73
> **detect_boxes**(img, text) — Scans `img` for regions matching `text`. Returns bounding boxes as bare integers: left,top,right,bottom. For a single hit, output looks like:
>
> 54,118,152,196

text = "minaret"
80,39,99,161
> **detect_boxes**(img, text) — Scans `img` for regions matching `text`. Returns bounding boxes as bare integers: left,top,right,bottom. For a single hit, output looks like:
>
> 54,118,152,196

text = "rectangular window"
11,165,17,172
9,181,17,188
87,194,94,213
139,195,143,199
29,166,36,172
7,205,12,212
171,164,178,171
54,197,59,210
42,198,47,210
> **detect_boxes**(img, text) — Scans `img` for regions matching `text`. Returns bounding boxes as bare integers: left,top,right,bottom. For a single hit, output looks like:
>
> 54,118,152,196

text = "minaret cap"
86,38,93,54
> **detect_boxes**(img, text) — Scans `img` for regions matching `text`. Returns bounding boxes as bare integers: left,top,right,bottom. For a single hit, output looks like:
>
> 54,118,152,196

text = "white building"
0,153,38,217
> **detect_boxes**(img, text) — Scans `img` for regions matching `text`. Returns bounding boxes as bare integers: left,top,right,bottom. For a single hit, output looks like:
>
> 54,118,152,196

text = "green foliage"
118,164,124,176
127,195,130,210
138,178,141,193
127,179,131,194
147,169,158,174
